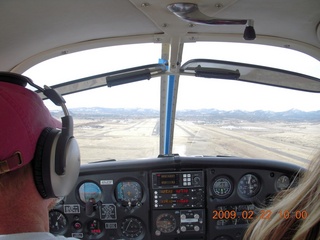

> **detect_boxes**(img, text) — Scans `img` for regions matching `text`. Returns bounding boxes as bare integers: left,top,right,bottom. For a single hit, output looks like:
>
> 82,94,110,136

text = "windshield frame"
23,42,320,167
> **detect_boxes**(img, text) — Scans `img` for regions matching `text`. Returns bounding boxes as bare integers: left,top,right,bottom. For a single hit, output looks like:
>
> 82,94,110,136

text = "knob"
193,176,201,184
73,221,82,230
181,226,187,232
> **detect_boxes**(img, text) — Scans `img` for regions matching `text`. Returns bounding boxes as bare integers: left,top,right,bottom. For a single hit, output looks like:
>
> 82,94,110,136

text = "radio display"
159,199,189,204
152,171,204,190
159,189,189,194
159,174,179,186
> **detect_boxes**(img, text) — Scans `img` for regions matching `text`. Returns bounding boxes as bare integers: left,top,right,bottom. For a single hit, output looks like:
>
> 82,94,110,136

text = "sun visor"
181,59,320,93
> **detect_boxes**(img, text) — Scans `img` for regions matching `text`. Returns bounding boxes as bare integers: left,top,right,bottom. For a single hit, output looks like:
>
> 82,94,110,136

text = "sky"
24,42,320,112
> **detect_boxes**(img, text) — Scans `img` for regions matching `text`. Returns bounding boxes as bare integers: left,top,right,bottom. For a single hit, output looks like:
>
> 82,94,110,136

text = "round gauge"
49,210,68,235
237,174,260,198
276,175,290,190
116,181,142,206
87,219,103,236
156,213,177,233
212,176,233,198
120,217,144,238
78,182,102,203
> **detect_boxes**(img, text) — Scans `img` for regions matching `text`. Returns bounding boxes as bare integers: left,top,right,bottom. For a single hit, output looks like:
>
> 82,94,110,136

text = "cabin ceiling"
1,0,320,72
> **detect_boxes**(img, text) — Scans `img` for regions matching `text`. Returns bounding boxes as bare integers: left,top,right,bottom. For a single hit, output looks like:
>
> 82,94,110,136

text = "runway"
74,118,318,166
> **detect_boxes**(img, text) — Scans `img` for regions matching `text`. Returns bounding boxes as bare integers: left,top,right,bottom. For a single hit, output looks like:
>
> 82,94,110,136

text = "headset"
0,72,80,199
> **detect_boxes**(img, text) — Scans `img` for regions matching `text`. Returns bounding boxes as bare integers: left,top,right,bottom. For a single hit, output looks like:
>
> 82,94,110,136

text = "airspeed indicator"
49,210,67,235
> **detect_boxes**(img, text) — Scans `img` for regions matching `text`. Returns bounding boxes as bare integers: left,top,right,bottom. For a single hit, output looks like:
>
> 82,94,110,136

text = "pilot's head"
0,73,80,199
0,81,61,174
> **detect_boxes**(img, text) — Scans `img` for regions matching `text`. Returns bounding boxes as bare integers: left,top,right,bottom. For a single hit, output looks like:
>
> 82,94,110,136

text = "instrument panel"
50,156,302,240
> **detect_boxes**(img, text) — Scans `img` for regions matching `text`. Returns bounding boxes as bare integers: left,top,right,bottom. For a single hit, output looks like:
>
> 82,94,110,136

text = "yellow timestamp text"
212,209,308,220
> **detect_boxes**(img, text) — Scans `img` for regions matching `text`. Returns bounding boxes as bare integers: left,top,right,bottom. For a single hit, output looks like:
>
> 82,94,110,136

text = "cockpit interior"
1,1,320,239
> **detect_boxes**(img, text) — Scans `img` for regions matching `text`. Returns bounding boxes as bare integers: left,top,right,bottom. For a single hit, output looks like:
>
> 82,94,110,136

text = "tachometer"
116,181,142,206
237,174,260,198
155,213,177,233
49,210,67,235
212,176,233,198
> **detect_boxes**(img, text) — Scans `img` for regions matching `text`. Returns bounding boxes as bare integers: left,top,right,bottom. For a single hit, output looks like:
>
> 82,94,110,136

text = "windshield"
175,77,320,167
24,42,320,167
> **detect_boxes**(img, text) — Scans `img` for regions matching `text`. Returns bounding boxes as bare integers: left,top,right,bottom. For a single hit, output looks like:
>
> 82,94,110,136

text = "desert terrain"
73,117,320,167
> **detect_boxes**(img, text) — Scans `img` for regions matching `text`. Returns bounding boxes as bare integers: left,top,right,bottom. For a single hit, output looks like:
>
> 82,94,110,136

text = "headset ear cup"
50,136,80,197
33,127,80,199
33,127,59,199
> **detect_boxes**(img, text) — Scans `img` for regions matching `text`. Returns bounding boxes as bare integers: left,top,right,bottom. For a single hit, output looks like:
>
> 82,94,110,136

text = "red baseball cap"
0,81,61,174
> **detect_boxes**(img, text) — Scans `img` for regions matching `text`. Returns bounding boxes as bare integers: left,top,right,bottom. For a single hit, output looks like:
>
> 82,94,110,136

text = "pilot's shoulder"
0,232,79,240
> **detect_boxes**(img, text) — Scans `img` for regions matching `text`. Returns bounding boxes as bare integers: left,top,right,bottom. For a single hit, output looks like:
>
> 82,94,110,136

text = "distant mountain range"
51,107,320,122
176,109,320,122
